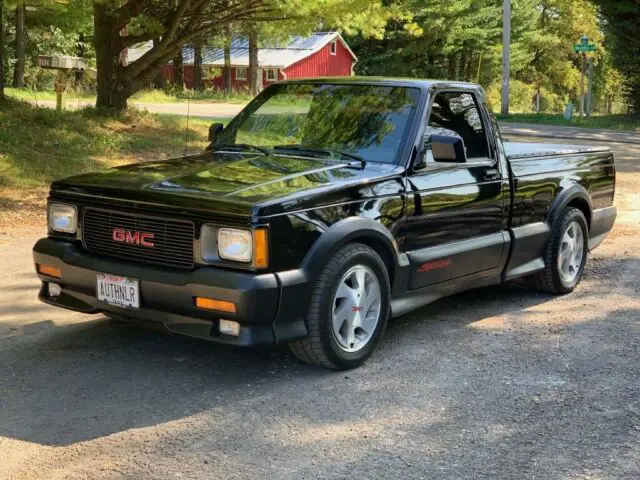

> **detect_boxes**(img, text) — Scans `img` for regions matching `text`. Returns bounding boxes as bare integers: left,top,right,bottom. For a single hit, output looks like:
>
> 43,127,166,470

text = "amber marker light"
194,297,237,313
253,228,269,268
37,264,61,279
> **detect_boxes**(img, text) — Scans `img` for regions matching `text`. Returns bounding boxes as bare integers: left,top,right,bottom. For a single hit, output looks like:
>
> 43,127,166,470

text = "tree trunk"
458,48,467,82
172,49,184,89
94,3,130,111
466,53,475,82
193,42,203,91
249,28,259,95
447,53,457,80
223,41,232,94
75,33,86,84
12,3,25,88
152,38,166,89
0,0,5,101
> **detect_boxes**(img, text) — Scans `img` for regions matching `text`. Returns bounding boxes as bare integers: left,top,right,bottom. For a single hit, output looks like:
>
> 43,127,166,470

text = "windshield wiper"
209,143,269,155
272,145,366,169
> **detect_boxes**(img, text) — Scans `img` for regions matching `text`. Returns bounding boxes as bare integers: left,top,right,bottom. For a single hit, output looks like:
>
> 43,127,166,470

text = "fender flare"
546,183,592,229
299,217,407,283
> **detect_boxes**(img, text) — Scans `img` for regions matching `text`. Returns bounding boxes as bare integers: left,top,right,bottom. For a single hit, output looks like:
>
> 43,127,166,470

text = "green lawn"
5,87,252,105
0,99,226,223
496,113,640,132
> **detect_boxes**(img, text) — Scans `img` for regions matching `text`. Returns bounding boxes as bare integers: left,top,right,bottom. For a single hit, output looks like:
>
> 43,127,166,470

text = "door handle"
484,169,500,181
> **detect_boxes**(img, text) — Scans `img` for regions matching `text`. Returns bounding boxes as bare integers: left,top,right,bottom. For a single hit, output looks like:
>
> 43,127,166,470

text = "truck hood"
51,151,399,218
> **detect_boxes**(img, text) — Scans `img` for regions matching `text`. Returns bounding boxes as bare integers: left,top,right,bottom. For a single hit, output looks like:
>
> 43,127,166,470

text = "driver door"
404,90,508,289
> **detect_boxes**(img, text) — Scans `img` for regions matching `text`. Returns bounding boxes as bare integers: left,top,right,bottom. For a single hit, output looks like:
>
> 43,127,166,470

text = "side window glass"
426,92,490,160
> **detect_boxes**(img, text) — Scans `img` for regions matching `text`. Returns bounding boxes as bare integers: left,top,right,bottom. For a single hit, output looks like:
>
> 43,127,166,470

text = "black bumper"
33,238,309,346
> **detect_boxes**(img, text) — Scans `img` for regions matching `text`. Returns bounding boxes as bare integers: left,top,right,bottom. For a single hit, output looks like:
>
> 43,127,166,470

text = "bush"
486,80,537,113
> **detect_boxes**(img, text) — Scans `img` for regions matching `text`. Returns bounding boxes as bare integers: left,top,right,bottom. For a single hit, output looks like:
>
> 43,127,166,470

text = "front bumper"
33,238,309,346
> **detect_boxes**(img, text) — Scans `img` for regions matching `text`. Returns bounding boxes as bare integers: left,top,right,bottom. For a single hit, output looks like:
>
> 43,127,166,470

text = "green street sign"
574,44,596,52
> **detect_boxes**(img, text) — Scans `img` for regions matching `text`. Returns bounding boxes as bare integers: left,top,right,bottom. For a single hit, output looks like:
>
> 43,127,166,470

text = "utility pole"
501,0,511,115
476,51,483,84
579,52,586,120
587,57,594,117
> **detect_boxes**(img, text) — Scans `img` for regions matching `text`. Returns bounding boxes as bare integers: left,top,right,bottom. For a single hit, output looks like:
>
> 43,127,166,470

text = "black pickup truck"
33,78,616,369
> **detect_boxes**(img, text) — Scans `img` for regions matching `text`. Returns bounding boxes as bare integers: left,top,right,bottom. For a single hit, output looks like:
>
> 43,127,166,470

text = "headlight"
49,203,77,234
218,228,252,262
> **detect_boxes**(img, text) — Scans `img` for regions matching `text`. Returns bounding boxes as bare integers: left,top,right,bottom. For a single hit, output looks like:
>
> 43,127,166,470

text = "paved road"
1,136,639,479
500,123,640,145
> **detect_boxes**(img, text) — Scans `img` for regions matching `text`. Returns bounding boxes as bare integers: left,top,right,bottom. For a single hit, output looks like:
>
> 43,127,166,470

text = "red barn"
129,32,357,91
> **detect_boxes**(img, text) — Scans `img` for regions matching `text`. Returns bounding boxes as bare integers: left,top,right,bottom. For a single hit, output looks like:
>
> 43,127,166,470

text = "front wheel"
289,243,391,370
530,207,589,294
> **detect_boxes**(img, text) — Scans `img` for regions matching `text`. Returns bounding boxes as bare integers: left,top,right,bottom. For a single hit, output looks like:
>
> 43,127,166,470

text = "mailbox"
36,55,91,111
37,55,90,71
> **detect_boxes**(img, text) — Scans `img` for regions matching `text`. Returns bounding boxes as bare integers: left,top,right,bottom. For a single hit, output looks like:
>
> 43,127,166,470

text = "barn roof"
126,32,357,69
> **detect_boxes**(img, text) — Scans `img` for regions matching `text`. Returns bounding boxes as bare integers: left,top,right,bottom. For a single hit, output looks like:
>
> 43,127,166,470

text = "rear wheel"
289,243,390,370
530,207,588,294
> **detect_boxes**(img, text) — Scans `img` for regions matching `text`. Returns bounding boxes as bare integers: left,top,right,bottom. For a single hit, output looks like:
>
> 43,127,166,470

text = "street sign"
574,36,596,120
574,44,596,52
574,35,596,53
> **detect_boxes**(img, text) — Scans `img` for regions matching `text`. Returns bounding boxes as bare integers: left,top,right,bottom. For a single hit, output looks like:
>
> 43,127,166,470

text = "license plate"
96,273,140,309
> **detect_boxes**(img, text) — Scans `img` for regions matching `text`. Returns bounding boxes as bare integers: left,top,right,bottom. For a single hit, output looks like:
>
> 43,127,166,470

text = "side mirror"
430,134,467,163
208,123,224,142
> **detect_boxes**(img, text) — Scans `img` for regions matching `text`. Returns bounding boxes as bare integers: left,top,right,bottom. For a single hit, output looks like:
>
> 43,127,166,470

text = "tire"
530,207,589,294
289,243,391,370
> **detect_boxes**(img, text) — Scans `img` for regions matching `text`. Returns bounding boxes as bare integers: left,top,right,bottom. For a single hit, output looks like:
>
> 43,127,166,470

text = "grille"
82,207,195,270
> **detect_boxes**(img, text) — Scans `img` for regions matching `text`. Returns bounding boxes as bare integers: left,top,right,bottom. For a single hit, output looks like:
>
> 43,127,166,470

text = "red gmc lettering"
140,233,155,247
112,228,125,242
112,228,155,247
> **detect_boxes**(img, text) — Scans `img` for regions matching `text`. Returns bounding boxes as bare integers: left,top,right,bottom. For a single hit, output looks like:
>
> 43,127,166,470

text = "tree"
91,0,400,112
193,40,202,91
171,48,183,89
0,0,5,101
12,1,24,87
248,26,259,95
151,38,165,89
593,0,640,115
223,40,231,93
347,0,610,113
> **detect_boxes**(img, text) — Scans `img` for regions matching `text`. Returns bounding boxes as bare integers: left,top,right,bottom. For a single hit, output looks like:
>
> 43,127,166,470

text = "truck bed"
504,142,610,160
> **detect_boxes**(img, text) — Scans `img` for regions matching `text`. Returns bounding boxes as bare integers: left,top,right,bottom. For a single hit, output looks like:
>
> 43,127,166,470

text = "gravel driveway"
1,135,639,479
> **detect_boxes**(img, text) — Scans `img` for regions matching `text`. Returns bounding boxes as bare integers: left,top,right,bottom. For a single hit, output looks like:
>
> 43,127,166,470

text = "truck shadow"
0,258,637,449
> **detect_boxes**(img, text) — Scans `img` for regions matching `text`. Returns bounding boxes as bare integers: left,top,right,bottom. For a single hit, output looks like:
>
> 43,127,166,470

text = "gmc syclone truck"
34,78,617,369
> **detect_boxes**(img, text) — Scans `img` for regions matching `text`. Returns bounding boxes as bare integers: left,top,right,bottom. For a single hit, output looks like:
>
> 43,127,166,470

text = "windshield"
216,83,422,164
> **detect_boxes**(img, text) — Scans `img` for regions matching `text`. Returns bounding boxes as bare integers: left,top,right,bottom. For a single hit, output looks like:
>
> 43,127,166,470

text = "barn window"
330,40,337,55
266,68,278,81
236,67,247,80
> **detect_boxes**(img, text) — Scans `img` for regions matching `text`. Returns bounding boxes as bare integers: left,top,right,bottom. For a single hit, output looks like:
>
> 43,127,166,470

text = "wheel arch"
547,184,592,230
300,217,405,289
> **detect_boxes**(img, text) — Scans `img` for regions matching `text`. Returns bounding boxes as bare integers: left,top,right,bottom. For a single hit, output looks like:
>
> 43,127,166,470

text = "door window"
426,92,490,159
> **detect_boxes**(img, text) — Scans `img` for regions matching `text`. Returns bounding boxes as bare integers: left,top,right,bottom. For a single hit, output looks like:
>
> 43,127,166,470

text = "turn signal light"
194,297,236,313
253,228,269,268
37,264,61,279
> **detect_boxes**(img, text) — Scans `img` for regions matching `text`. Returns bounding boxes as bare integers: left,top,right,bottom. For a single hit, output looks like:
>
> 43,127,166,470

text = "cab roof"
277,76,480,91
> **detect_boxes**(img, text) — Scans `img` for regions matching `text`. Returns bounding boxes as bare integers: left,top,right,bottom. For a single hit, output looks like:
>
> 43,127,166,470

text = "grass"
496,113,640,132
132,88,253,104
6,87,253,105
0,99,226,226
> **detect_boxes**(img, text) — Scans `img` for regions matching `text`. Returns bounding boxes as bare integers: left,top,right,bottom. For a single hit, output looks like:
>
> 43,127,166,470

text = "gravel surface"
1,135,639,479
